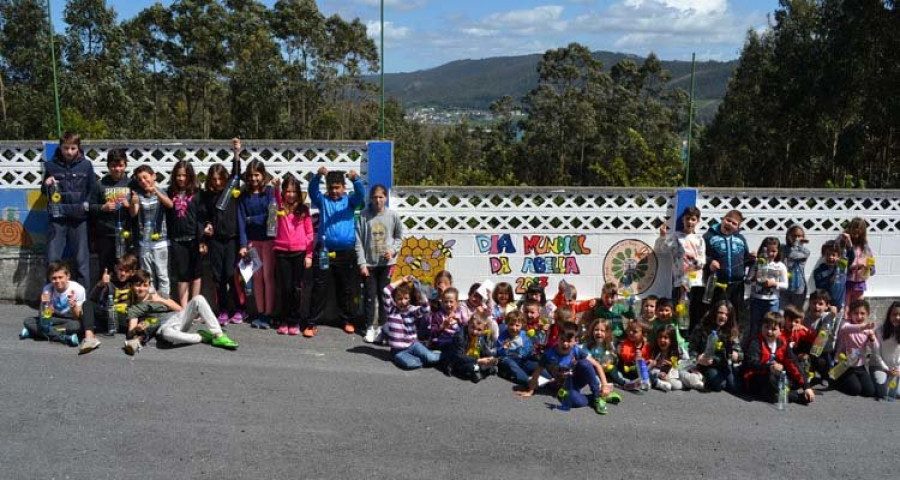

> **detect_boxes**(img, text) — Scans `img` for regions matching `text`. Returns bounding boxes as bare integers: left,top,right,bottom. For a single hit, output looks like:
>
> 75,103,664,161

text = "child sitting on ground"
650,325,702,391
429,287,462,350
551,280,595,316
589,281,635,341
21,261,86,348
384,275,437,370
522,298,550,355
617,319,652,390
743,312,814,404
648,297,688,353
517,322,614,414
496,311,538,387
439,312,498,383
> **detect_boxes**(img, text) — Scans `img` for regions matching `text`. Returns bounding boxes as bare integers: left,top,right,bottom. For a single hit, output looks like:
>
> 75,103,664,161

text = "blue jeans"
499,357,538,386
702,364,737,393
47,219,90,286
392,342,439,370
748,297,779,340
561,359,601,408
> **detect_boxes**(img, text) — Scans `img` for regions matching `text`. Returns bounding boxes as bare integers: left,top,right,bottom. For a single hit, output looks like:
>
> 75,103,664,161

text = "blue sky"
52,0,779,72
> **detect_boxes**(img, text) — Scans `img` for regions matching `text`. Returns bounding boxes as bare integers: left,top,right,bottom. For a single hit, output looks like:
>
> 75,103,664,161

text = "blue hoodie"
308,174,365,251
703,221,752,284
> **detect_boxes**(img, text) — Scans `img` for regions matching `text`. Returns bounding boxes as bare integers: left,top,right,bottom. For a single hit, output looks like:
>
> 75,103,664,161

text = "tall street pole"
380,0,385,139
47,0,63,138
685,52,696,186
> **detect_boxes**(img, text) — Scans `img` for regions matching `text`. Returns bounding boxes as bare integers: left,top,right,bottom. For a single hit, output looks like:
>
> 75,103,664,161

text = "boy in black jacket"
90,148,132,281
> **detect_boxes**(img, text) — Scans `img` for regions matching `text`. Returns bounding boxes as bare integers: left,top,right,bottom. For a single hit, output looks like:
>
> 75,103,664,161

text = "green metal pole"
380,0,385,139
685,52,695,186
46,0,63,138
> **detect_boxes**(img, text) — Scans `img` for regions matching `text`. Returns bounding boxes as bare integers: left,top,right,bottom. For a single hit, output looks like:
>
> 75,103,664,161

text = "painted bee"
432,239,456,259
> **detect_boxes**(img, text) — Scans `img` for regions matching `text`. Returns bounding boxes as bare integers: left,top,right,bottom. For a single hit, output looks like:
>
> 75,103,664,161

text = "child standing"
657,206,706,331
517,322,613,414
834,299,878,397
689,300,741,392
130,165,171,297
90,148,132,280
384,276,437,370
813,240,847,313
21,262,85,348
306,167,365,337
839,218,875,307
238,159,277,329
747,237,788,341
165,160,203,307
781,226,810,310
200,160,242,325
496,311,538,387
871,301,900,399
703,209,753,323
272,174,314,335
743,312,815,404
43,132,96,286
356,185,403,343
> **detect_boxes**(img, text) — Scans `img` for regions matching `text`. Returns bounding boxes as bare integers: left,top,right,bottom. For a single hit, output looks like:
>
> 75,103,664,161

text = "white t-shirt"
41,281,86,318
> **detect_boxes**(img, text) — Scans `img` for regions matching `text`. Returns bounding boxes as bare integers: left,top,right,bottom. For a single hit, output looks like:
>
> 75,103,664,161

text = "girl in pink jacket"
273,174,314,336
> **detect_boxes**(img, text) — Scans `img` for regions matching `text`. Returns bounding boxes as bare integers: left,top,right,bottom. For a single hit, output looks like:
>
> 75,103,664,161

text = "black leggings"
836,366,875,397
275,250,306,327
208,237,238,315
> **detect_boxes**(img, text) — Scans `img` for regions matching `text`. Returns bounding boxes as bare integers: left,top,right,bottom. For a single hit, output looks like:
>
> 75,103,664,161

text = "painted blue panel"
673,188,698,232
367,141,393,201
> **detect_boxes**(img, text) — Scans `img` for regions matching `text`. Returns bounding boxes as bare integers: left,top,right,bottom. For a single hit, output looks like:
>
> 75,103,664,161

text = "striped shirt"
384,285,431,351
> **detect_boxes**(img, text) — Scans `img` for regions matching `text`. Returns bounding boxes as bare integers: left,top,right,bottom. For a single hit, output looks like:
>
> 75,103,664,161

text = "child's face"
108,161,127,180
825,251,840,265
524,305,541,324
468,321,486,337
495,290,510,305
393,293,411,311
593,323,606,341
174,169,188,188
788,229,805,245
435,277,451,293
557,335,576,354
764,323,781,341
848,306,869,324
813,299,829,316
657,334,671,351
507,320,523,337
136,171,156,190
527,291,541,303
467,292,483,308
326,181,346,200
682,214,699,233
890,307,900,328
627,325,644,343
763,243,779,260
248,171,264,190
441,293,458,314
601,291,617,308
115,265,134,283
48,269,70,292
209,174,226,192
641,299,657,319
282,186,299,205
720,213,741,235
657,305,673,320
715,305,729,327
370,190,387,212
789,317,802,330
132,281,151,300
59,143,79,161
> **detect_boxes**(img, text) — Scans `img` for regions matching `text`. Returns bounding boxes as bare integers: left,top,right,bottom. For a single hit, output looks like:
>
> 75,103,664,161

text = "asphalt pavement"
0,303,895,480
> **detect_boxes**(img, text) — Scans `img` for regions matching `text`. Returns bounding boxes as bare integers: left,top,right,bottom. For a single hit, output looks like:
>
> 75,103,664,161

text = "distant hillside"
373,51,737,123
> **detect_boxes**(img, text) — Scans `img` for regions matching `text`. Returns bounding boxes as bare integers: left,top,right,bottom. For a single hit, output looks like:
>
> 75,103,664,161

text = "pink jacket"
273,189,314,258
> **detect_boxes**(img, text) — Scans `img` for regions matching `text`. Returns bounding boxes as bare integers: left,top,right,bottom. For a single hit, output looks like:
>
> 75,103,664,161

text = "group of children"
25,132,899,411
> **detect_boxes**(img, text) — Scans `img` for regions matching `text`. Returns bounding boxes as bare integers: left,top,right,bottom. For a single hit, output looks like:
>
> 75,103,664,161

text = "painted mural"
393,236,454,283
0,190,46,253
602,239,658,294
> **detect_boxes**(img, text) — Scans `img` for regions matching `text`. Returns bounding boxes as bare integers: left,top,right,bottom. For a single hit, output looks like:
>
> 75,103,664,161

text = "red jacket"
551,292,593,314
618,338,652,367
743,334,808,389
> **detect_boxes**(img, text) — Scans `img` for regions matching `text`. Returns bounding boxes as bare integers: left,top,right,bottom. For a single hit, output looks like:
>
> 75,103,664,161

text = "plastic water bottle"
636,347,651,391
776,370,787,411
40,298,52,334
216,175,240,211
702,272,717,304
319,235,330,270
47,183,62,218
106,285,117,336
676,291,690,330
266,195,278,238
704,329,718,360
810,313,834,358
142,217,153,244
558,376,573,412
115,206,126,259
887,378,898,402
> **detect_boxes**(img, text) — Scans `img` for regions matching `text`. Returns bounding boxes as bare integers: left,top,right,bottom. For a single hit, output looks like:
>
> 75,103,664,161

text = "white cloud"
465,5,569,37
366,20,411,41
353,0,427,12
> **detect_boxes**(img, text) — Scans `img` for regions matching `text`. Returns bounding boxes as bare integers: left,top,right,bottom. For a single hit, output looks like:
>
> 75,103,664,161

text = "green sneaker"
211,333,238,350
602,391,623,405
197,329,214,344
593,397,608,415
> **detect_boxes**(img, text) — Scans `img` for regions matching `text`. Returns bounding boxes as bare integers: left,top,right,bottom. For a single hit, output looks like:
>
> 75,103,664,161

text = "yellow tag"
51,192,62,203
231,188,241,198
122,230,130,239
688,271,699,281
151,233,161,240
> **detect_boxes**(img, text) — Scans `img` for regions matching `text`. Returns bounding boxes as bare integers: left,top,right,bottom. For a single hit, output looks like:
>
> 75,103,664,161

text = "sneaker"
197,329,214,344
211,333,239,349
363,326,377,343
217,312,230,327
251,316,271,329
63,333,79,347
229,311,245,324
78,336,101,354
302,326,318,338
655,380,672,392
123,338,142,356
603,391,623,405
373,328,386,345
19,328,30,340
593,397,609,415
288,326,300,336
480,365,499,379
344,323,355,334
276,325,289,335
623,379,642,391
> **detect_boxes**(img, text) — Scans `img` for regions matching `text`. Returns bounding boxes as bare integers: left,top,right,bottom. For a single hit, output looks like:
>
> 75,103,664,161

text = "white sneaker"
363,326,377,343
373,327,387,345
78,336,101,354
654,380,672,392
123,338,142,356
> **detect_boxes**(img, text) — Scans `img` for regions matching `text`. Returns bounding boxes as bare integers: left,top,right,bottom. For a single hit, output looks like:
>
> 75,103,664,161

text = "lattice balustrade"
0,140,368,190
393,187,900,235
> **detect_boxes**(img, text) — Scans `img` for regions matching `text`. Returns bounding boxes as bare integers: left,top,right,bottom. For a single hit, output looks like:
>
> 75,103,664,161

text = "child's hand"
67,291,76,310
770,362,784,374
44,176,57,187
659,222,668,236
360,266,369,277
273,178,281,188
101,268,111,284
588,298,597,308
103,198,117,211
119,194,131,209
203,223,214,237
405,274,417,284
514,386,535,398
232,137,242,152
347,170,359,181
659,371,669,381
600,383,613,396
698,354,713,366
709,260,720,272
890,367,900,377
317,166,328,176
40,292,50,303
304,257,312,269
731,351,739,362
238,247,248,258
382,249,394,261
804,388,815,403
199,243,208,255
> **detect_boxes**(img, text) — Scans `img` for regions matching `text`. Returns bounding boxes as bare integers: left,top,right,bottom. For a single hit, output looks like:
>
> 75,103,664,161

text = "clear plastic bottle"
47,183,62,218
636,346,651,391
266,194,278,238
703,329,719,360
142,217,153,245
702,272,717,304
776,370,787,411
319,235,330,270
216,174,240,211
106,285,117,336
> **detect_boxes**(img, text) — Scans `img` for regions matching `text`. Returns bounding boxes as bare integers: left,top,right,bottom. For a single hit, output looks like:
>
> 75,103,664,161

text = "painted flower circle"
602,239,658,295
